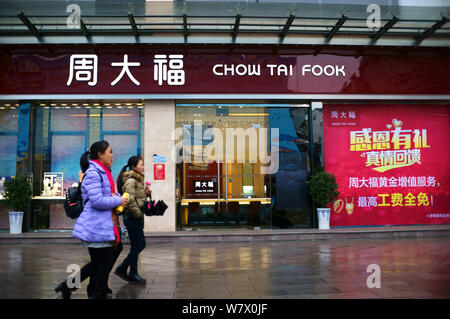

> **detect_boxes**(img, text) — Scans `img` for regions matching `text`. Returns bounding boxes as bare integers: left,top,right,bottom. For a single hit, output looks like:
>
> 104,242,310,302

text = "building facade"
0,1,449,232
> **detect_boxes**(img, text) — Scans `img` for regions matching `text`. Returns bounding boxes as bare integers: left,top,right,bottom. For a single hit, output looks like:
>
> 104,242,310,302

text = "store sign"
1,47,449,95
193,180,216,194
324,104,449,227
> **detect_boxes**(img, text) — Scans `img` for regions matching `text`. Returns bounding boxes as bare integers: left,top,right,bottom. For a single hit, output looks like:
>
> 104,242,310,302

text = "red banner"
324,104,450,227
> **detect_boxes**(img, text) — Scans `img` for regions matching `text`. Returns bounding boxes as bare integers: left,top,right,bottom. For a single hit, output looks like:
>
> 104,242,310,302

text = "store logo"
171,120,280,174
66,54,184,87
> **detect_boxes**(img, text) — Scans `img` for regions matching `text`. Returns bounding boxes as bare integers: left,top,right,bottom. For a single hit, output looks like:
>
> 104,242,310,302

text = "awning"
0,1,448,47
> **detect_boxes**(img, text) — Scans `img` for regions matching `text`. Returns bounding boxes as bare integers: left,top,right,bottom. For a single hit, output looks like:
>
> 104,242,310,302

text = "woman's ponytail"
80,150,90,173
117,164,129,194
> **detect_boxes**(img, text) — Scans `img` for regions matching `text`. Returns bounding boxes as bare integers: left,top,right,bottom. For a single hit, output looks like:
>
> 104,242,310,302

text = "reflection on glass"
30,103,143,230
270,107,311,229
176,105,271,228
0,108,18,180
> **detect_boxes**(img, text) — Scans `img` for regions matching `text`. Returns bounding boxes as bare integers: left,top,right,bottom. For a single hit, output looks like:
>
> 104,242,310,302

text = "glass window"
32,103,144,195
0,107,19,192
30,102,144,230
269,107,312,229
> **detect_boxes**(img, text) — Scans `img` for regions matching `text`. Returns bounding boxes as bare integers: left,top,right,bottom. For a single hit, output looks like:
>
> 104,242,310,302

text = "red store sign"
0,46,449,95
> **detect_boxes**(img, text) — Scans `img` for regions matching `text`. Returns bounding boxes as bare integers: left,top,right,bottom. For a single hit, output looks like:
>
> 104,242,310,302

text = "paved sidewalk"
1,224,449,244
0,237,449,299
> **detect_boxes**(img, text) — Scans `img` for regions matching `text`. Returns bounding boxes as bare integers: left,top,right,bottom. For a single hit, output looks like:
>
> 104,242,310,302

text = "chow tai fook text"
2,48,449,95
65,54,347,87
324,104,449,227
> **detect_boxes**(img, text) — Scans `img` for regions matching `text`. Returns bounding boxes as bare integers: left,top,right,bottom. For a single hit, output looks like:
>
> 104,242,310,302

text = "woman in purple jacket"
71,141,127,299
55,141,128,299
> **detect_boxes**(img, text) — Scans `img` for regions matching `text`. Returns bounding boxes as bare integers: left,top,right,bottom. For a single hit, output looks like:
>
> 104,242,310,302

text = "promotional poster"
324,104,449,227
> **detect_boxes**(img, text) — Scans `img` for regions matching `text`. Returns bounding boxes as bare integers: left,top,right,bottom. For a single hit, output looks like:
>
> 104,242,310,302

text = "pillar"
144,100,176,232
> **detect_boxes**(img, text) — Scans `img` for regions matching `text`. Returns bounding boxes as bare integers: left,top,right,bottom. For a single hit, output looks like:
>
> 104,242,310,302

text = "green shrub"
3,175,32,212
307,171,339,208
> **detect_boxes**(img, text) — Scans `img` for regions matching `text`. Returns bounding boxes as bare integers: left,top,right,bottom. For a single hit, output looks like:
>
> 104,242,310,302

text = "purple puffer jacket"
73,160,122,243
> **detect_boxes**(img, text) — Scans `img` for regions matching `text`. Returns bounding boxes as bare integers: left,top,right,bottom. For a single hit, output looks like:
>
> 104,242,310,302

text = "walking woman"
114,156,150,284
71,140,127,299
55,143,126,299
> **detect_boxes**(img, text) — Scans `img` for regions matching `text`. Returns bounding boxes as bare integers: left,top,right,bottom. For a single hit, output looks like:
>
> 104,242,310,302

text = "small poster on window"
41,172,64,197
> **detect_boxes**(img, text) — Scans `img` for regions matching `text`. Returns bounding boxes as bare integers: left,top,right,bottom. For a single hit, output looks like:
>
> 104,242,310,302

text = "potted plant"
307,170,339,230
3,175,32,234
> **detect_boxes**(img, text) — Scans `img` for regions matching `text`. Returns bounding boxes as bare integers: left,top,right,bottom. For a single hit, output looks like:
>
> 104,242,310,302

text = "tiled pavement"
0,237,449,299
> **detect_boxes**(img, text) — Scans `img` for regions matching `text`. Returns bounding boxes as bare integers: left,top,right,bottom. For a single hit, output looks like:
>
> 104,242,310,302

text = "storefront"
0,2,449,232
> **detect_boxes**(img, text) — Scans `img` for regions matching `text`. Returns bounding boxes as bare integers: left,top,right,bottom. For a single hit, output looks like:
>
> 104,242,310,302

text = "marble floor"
0,237,449,299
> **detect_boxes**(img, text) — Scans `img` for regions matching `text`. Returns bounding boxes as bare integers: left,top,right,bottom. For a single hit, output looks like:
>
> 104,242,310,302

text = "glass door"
176,105,271,229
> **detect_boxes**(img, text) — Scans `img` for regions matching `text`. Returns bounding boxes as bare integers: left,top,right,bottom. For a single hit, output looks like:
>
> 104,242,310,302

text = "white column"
144,100,176,232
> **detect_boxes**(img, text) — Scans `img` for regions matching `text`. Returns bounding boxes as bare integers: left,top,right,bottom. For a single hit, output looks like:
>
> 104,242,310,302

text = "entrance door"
177,106,271,228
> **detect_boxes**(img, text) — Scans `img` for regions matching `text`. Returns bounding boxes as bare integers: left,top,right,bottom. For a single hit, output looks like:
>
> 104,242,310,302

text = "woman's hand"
121,196,129,206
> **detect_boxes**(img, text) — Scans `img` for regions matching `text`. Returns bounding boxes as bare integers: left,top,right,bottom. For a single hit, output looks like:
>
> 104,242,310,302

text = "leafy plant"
3,175,32,212
307,171,339,208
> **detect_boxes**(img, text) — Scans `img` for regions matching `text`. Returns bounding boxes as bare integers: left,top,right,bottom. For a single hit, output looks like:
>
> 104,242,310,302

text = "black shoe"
88,287,112,298
55,281,72,299
128,272,146,284
114,263,130,282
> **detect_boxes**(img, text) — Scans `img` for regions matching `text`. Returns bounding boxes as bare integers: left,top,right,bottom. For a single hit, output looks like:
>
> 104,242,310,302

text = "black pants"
83,242,122,295
86,246,114,299
123,216,146,274
63,242,122,298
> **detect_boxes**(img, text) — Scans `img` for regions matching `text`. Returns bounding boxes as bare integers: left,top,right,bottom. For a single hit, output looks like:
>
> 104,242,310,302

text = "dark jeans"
123,215,146,274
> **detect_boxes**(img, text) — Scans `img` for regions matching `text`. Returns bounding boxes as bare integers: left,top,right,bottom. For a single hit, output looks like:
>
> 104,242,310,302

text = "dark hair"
117,155,143,194
80,140,110,173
